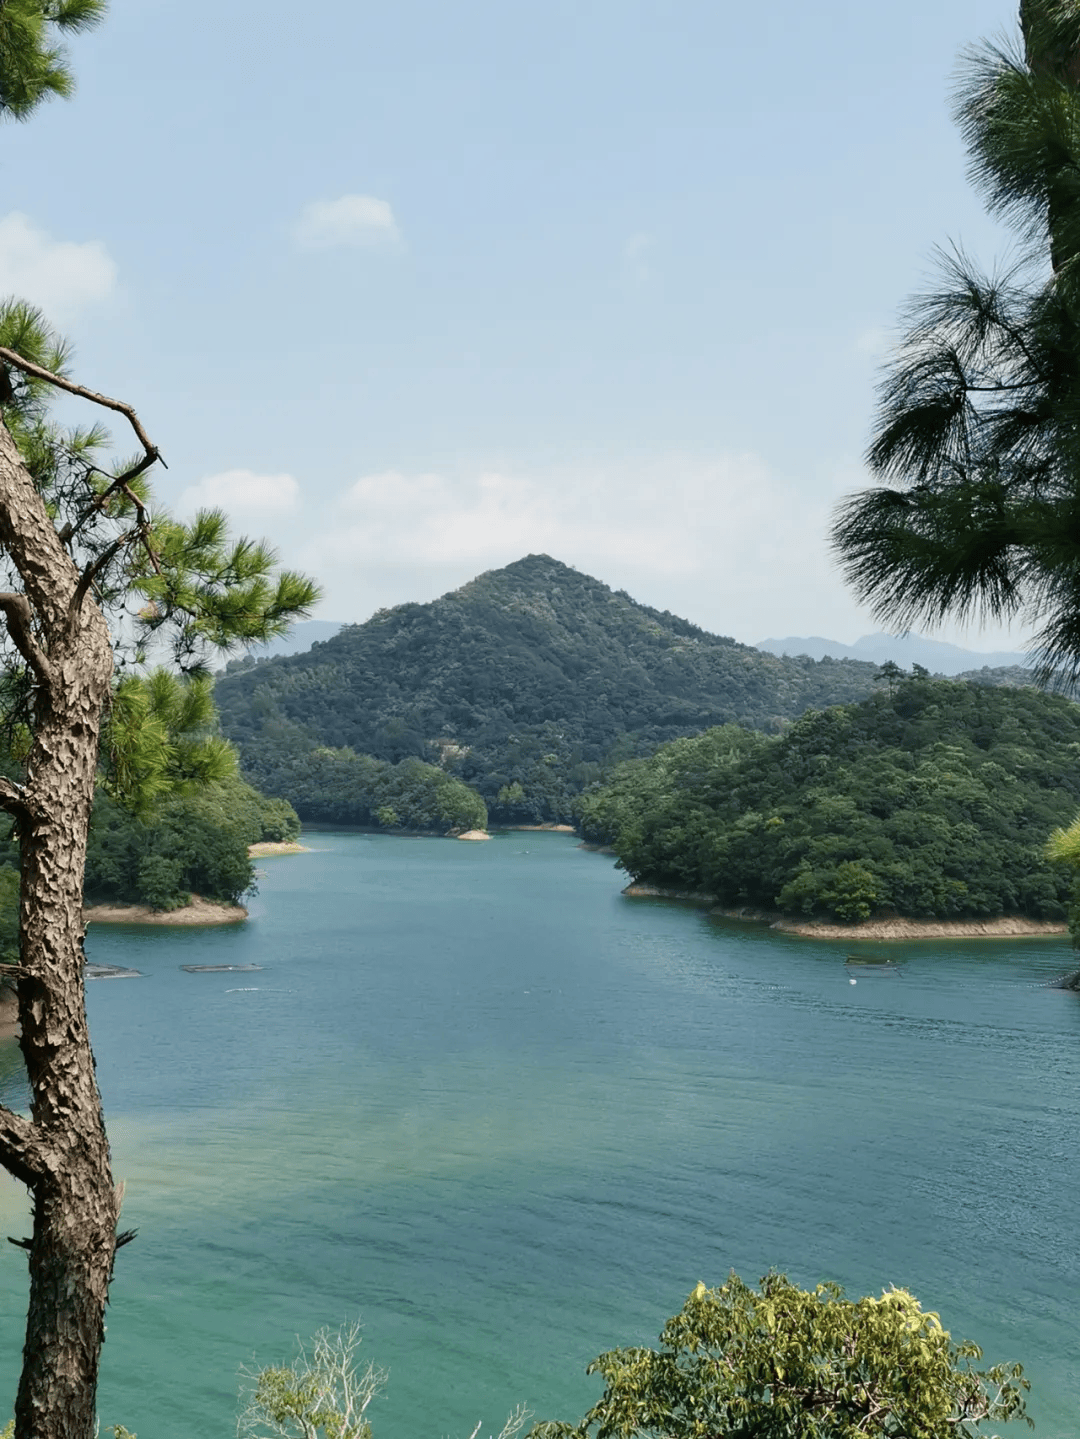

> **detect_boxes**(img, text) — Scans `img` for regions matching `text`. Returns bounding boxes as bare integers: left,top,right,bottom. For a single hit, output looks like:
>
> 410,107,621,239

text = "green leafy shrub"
532,1273,1029,1439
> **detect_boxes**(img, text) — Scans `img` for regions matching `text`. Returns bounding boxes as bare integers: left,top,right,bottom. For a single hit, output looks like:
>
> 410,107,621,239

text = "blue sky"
0,0,1031,648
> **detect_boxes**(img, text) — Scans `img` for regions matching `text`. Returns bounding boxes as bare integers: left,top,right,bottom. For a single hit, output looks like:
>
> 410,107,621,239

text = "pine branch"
71,528,142,616
0,1105,47,1187
57,453,158,546
0,592,51,686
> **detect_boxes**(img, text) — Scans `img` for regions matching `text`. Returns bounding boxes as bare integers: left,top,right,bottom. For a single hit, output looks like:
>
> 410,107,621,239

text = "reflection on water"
1,832,1078,1437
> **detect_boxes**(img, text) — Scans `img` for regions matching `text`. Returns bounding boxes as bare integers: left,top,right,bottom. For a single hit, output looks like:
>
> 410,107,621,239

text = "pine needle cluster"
833,1,1080,682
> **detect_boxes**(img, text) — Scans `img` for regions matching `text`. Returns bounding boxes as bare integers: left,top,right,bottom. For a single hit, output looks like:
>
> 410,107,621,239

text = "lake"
1,829,1078,1436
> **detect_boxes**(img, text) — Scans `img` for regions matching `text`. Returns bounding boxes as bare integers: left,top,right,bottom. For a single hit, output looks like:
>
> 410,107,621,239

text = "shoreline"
248,841,311,856
621,884,1069,941
502,823,576,833
772,915,1068,940
84,894,248,926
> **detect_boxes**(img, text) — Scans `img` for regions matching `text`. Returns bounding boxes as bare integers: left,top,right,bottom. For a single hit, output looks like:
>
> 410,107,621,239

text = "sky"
0,0,1036,651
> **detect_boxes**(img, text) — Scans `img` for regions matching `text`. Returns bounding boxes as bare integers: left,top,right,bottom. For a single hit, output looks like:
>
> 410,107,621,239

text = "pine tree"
0,11,321,1429
832,1,1080,681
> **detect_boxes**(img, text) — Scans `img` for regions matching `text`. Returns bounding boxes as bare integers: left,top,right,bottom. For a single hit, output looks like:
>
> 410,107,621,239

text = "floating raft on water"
85,964,142,980
181,964,263,973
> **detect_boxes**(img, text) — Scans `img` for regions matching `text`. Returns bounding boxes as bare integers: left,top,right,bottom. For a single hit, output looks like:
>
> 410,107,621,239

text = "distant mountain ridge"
217,555,897,823
756,632,1031,675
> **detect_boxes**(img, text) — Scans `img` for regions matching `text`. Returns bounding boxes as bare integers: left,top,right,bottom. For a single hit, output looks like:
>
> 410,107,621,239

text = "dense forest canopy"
216,556,924,823
579,676,1080,924
243,743,488,833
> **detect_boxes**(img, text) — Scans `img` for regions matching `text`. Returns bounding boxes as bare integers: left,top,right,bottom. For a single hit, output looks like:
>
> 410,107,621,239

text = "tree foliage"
84,776,297,910
579,675,1080,922
833,1,1080,682
246,725,488,833
238,1324,387,1439
530,1273,1029,1439
0,0,104,120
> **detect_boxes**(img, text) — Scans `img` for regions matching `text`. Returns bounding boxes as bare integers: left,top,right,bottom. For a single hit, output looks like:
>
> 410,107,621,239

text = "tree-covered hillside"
216,555,891,822
579,676,1080,923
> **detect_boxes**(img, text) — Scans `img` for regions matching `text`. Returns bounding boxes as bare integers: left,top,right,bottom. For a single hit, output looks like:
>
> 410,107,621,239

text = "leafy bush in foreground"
532,1273,1028,1439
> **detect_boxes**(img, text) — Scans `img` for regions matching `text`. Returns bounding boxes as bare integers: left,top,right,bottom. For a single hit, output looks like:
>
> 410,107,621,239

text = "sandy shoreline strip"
248,841,311,856
84,894,248,926
772,916,1068,940
621,884,1068,941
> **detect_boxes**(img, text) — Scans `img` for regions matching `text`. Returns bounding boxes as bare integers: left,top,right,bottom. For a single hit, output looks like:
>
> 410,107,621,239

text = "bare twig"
58,453,159,546
72,529,143,614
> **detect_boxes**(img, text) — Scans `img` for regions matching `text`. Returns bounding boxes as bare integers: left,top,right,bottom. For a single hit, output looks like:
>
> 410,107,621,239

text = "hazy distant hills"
756,631,1031,675
216,555,896,822
246,620,344,659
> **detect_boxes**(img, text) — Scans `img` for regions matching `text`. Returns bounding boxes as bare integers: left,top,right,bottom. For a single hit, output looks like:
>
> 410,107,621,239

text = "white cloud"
292,195,399,251
334,457,786,574
178,469,300,516
0,212,116,321
301,454,870,640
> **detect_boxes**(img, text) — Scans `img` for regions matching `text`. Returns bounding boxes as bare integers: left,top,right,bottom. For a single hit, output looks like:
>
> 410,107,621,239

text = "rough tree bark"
0,410,121,1439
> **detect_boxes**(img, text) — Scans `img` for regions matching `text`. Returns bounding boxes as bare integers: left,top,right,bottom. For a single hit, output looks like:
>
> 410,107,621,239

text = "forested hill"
215,555,891,823
579,677,1080,923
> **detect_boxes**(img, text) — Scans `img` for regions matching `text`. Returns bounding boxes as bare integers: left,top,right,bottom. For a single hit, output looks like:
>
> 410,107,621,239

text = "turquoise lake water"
1,829,1079,1435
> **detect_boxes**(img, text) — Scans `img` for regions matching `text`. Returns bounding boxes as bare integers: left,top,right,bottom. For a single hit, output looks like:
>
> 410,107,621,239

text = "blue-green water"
1,830,1079,1435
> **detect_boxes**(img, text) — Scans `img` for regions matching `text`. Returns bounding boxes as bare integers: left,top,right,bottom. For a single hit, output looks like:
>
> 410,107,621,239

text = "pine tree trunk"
0,418,119,1439
14,655,117,1439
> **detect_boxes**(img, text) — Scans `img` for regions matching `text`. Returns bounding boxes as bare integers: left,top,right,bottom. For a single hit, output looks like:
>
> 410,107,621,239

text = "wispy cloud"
0,212,116,322
621,232,654,287
292,195,399,251
179,468,300,517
